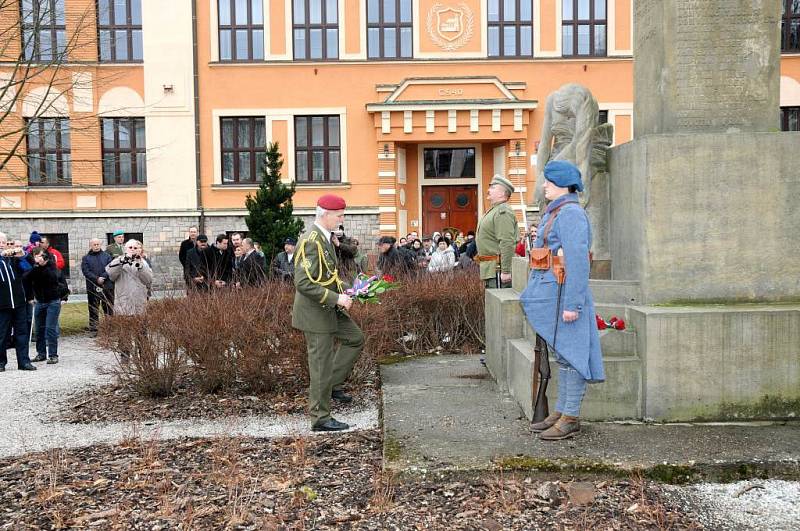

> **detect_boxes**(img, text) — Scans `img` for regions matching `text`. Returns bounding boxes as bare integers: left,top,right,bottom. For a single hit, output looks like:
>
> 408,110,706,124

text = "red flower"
609,316,619,324
595,314,607,330
613,319,626,331
382,274,396,282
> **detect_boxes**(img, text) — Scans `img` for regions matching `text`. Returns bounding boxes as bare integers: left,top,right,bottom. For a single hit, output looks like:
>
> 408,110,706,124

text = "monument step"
507,338,642,421
589,280,642,305
523,321,637,358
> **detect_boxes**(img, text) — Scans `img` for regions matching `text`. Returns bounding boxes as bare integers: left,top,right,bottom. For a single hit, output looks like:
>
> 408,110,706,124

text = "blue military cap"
543,160,583,192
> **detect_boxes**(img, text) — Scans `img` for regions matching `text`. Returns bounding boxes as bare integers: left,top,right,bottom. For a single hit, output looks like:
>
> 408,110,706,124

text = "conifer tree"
245,142,304,267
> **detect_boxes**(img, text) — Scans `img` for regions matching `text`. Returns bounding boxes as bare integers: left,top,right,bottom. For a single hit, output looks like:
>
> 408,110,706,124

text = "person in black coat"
25,248,69,364
237,238,266,287
81,238,113,335
185,234,215,292
0,233,36,372
178,226,198,289
210,234,233,287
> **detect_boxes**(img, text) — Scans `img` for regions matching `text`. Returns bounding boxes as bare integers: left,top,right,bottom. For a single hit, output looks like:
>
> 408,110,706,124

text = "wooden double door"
422,185,478,237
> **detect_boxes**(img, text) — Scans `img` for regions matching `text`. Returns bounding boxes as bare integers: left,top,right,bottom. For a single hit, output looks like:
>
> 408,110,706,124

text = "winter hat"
29,231,42,244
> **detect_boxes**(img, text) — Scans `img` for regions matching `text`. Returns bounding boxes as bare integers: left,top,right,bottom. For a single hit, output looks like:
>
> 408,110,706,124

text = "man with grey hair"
81,238,114,336
292,195,364,432
236,237,265,287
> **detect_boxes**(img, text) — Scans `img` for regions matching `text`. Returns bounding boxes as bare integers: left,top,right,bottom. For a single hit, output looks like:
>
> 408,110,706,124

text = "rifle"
532,334,550,422
532,253,566,422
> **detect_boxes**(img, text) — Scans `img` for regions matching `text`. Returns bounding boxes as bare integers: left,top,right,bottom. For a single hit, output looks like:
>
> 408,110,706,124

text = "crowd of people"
1,231,70,371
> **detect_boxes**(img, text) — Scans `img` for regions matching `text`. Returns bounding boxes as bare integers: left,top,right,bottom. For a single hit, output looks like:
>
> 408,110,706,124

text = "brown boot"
539,416,581,441
531,412,562,433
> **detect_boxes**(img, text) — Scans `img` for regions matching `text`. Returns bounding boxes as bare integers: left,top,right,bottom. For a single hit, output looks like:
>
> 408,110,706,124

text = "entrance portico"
367,77,537,237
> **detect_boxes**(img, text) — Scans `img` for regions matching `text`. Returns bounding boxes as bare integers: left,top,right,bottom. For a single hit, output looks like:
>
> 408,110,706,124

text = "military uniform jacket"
475,201,518,280
291,225,344,333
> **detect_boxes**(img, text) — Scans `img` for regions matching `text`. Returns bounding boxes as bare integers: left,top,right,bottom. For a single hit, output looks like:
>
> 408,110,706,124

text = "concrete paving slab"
381,354,800,481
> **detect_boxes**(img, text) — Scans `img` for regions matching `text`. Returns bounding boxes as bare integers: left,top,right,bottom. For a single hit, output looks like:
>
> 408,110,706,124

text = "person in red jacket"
40,236,65,271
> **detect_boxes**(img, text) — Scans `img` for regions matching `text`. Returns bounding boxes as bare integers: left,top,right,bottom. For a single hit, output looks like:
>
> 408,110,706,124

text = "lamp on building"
515,140,521,154
383,143,389,156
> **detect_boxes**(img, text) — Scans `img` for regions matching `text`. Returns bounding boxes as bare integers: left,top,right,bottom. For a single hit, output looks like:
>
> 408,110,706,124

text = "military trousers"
303,312,365,425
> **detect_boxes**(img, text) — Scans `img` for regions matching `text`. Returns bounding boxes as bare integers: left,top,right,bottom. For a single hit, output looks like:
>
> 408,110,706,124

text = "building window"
218,0,264,61
367,0,412,59
781,106,800,131
562,0,606,57
293,0,339,60
26,118,71,185
294,115,341,183
599,110,608,124
41,233,70,277
423,148,476,178
488,0,533,58
220,117,266,183
97,0,143,62
21,0,67,61
101,118,146,185
783,1,800,52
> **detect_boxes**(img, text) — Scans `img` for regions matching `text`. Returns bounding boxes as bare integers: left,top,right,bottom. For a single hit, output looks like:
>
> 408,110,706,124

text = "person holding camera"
105,240,152,316
25,248,70,364
0,232,37,372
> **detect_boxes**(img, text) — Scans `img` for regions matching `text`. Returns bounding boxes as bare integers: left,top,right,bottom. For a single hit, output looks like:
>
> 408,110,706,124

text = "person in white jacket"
427,237,456,273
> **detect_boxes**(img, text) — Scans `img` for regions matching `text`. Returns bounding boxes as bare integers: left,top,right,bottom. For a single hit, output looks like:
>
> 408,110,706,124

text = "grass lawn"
60,302,88,336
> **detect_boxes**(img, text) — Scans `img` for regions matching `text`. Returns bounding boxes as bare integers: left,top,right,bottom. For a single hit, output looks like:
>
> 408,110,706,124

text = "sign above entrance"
377,77,524,104
427,3,474,51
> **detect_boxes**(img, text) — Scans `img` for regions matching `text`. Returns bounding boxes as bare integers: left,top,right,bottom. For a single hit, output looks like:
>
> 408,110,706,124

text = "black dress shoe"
18,364,37,371
46,357,59,364
31,355,47,362
331,389,353,403
0,365,5,372
311,418,349,432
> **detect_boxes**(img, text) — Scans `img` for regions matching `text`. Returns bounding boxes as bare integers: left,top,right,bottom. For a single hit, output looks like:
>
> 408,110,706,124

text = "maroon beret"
317,194,346,210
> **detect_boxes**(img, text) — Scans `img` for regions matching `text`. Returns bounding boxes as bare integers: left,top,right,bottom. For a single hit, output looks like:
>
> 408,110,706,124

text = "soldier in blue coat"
520,160,604,440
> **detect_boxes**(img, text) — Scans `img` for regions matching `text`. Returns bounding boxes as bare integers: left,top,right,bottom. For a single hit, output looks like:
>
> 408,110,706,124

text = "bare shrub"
353,269,485,357
98,303,187,398
98,273,483,399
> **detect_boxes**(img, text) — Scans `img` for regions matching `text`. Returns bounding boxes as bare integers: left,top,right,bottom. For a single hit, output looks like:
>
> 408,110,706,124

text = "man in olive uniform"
292,194,365,432
475,175,518,288
106,229,125,258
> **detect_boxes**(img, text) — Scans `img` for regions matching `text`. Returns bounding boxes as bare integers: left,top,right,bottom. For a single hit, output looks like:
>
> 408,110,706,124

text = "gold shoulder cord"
295,235,343,293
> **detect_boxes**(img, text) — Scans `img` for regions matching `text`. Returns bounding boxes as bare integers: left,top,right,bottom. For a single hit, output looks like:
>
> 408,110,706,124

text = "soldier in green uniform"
106,229,125,258
292,194,365,432
475,175,519,288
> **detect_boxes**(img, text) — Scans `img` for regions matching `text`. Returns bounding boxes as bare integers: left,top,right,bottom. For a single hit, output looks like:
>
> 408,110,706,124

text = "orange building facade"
2,0,800,289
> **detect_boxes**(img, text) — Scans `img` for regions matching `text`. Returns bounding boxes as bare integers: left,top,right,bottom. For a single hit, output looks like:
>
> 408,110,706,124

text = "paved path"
0,337,378,459
381,354,800,529
381,354,800,477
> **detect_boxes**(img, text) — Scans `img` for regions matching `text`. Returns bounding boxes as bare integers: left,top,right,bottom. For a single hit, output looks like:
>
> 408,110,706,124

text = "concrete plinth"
609,133,800,304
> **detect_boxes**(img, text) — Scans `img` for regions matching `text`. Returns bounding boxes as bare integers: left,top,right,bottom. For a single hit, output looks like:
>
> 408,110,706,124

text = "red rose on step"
596,314,607,330
382,274,396,282
609,316,619,324
613,319,626,331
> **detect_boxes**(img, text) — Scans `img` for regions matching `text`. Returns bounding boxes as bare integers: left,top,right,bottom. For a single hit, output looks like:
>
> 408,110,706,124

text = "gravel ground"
664,479,800,531
0,336,378,459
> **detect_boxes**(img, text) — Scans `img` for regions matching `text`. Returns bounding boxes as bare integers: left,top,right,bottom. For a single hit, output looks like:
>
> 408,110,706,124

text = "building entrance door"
422,185,478,237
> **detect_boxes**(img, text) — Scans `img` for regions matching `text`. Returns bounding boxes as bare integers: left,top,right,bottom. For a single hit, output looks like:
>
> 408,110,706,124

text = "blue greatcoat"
519,194,605,383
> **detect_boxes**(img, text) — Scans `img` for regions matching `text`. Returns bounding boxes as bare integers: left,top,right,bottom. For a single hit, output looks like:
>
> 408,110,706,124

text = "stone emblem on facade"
427,3,474,51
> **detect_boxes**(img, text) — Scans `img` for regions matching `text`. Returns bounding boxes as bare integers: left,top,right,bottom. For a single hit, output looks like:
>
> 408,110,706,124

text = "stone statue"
535,83,613,207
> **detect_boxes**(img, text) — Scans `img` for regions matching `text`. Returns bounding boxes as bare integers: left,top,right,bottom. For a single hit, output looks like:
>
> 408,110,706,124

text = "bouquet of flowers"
345,274,398,304
596,314,626,331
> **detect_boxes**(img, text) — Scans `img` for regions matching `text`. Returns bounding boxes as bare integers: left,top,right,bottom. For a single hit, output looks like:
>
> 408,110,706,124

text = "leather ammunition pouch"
474,254,500,263
529,248,552,270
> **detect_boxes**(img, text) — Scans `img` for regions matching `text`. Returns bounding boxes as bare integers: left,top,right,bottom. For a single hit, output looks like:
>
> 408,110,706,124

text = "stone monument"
484,0,800,423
